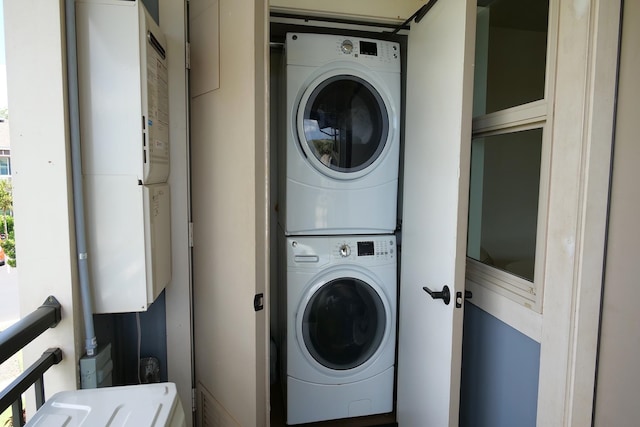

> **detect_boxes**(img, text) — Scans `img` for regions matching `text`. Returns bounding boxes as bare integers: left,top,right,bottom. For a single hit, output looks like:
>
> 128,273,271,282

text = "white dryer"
281,33,401,235
281,234,397,425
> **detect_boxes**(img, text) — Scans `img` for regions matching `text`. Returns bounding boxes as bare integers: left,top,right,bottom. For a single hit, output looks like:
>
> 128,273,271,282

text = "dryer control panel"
337,38,399,63
286,33,401,72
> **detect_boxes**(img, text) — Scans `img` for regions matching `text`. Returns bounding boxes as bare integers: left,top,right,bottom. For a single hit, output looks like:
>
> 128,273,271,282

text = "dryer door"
299,276,388,372
297,73,391,179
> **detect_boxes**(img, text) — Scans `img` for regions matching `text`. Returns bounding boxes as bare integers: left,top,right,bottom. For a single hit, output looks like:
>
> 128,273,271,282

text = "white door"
189,0,268,426
397,0,476,425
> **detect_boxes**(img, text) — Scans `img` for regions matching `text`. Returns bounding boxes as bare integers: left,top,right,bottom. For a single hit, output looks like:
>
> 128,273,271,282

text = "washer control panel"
288,235,397,267
332,237,395,261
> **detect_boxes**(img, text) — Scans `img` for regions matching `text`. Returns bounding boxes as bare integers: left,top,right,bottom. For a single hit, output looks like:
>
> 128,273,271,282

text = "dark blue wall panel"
93,291,168,385
459,303,540,427
141,0,159,24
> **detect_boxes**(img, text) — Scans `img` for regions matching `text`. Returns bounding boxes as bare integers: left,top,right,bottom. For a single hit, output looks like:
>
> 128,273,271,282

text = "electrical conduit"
64,0,97,357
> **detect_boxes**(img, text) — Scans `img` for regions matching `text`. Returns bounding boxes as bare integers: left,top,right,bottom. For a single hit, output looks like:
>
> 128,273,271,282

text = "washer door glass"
302,75,389,174
302,277,386,370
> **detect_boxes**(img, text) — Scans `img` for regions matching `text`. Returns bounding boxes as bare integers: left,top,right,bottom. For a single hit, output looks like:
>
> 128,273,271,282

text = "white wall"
594,1,640,423
4,0,82,398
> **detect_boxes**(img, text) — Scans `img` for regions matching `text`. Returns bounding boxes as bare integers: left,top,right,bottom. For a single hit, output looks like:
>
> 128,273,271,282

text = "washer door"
297,71,391,179
300,275,388,372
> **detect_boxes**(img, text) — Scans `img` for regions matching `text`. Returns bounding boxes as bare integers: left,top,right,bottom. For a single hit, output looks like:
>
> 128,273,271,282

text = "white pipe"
64,0,98,357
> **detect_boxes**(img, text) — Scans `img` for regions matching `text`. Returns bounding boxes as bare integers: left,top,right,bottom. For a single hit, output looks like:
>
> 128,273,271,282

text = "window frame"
465,0,558,325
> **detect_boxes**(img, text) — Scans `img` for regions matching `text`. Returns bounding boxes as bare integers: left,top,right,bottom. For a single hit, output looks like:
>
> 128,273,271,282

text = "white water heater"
76,0,171,313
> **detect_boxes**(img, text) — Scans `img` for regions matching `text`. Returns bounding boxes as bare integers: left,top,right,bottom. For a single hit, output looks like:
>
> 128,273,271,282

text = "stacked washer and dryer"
278,32,401,425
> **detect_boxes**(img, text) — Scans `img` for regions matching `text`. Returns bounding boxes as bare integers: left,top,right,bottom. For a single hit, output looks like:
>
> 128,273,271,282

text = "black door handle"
423,285,450,305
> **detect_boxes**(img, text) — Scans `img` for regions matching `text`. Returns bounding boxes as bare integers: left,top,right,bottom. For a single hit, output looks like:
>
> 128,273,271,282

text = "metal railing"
0,296,63,426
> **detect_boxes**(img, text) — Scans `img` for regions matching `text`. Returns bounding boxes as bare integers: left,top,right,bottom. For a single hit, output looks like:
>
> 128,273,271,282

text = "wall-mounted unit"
76,0,171,313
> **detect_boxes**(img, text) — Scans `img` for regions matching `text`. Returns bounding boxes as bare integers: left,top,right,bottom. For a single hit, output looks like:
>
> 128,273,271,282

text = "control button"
339,244,351,257
341,40,354,54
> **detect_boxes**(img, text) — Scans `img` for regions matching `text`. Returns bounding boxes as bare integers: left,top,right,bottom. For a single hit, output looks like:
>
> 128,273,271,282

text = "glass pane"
467,128,542,281
474,0,549,116
302,277,386,370
0,158,9,175
303,75,388,173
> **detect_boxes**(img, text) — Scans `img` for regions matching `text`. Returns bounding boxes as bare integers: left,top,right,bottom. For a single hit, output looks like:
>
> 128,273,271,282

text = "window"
0,156,10,176
466,0,552,312
467,128,542,282
474,0,549,117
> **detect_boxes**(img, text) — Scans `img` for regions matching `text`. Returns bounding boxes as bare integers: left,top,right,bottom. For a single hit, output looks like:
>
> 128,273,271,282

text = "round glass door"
301,277,386,370
300,75,389,174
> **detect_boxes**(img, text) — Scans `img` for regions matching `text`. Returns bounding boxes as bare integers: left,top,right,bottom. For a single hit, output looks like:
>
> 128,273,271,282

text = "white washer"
281,33,401,235
281,234,397,425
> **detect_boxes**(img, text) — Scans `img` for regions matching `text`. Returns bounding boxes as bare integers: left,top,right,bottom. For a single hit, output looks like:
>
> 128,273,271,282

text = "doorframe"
537,0,621,425
159,0,195,424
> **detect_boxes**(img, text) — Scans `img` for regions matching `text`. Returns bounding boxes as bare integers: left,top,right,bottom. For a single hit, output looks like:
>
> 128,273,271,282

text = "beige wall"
594,1,640,424
4,0,82,397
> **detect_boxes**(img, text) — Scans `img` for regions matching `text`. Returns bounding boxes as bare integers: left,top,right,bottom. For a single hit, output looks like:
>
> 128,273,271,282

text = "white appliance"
281,234,397,424
25,383,186,427
76,0,171,313
281,33,401,235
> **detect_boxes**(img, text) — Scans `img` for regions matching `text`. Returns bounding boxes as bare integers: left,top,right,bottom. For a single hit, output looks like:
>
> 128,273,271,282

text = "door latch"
423,285,450,305
254,293,264,312
455,290,473,308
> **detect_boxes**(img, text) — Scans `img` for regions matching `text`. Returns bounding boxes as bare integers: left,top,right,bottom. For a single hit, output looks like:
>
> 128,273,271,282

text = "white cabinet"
270,0,424,23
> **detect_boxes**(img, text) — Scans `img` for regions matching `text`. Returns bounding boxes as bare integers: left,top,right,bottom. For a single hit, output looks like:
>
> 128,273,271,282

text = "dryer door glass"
302,75,389,173
302,277,386,370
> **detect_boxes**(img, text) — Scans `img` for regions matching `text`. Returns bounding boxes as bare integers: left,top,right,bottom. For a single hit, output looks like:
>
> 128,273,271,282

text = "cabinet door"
397,0,476,425
270,0,420,23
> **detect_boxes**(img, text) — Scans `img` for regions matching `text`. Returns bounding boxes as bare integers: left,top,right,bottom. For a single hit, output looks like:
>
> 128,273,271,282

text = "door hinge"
186,41,191,70
254,293,264,312
188,222,194,247
191,387,197,413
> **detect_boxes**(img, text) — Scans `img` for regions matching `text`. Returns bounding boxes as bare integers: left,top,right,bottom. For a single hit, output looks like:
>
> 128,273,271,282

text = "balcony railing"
0,296,63,426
